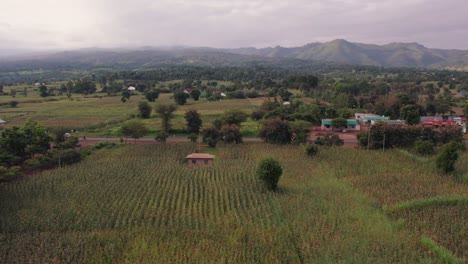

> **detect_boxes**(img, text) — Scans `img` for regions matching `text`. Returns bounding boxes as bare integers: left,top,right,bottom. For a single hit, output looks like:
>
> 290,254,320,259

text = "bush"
0,166,21,181
220,124,242,144
414,140,434,156
257,158,282,191
251,110,266,121
436,142,459,174
305,144,319,157
138,101,152,118
9,101,18,108
314,133,344,146
258,118,292,144
52,149,82,166
93,142,119,150
202,126,220,147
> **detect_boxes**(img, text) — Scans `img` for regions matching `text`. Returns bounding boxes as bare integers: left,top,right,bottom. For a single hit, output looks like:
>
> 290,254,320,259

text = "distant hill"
226,39,468,69
1,39,468,71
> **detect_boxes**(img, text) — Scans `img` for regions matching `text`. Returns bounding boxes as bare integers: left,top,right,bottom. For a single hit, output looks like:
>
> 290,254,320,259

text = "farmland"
0,90,266,136
1,143,466,263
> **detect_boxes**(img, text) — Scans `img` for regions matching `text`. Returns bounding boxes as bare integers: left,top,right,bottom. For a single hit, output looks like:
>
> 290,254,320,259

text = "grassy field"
0,92,266,136
1,143,466,263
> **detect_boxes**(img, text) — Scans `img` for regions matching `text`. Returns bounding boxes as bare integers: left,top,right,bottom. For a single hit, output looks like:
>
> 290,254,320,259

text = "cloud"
0,0,467,50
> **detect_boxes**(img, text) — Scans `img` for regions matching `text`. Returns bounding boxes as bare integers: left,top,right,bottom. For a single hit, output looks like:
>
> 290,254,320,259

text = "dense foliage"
256,158,283,191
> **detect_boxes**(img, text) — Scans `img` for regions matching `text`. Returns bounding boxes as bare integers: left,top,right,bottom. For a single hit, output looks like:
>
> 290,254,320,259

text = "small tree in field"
436,141,459,174
138,101,152,118
121,120,149,143
305,144,319,157
257,158,282,191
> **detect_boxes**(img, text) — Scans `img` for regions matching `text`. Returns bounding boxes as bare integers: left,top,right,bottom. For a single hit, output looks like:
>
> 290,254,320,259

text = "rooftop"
186,153,215,159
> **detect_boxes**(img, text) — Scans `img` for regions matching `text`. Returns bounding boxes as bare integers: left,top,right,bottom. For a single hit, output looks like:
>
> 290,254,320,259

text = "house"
0,119,6,125
374,119,406,126
454,90,467,99
186,153,215,166
184,87,193,94
355,113,389,125
321,119,360,131
127,86,136,91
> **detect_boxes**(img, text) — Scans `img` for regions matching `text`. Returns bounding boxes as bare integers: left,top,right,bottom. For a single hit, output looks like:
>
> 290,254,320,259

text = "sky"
0,0,467,51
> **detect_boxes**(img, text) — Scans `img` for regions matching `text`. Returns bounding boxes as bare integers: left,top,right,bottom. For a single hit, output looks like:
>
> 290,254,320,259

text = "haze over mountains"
1,39,468,71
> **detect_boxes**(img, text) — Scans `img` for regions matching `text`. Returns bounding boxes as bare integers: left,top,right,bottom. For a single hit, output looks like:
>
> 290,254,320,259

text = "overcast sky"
1,0,467,51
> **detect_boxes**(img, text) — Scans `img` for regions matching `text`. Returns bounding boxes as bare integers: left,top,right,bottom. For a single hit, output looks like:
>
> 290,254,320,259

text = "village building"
355,113,389,125
186,153,215,166
0,119,6,125
321,119,360,131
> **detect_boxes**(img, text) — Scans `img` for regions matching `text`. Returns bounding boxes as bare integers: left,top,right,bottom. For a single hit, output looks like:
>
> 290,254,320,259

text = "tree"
220,124,242,144
258,118,292,144
191,89,201,101
202,126,220,147
257,158,282,191
120,120,149,143
138,101,152,118
155,104,177,133
38,85,49,97
400,104,420,125
290,120,311,144
220,110,248,126
305,144,319,157
314,133,344,147
9,101,18,108
414,140,434,156
145,89,160,102
121,90,131,103
436,141,460,174
174,91,189,105
331,117,347,129
185,110,202,134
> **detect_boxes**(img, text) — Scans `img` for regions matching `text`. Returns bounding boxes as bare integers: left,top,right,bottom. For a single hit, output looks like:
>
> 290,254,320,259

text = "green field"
1,144,466,263
0,92,266,136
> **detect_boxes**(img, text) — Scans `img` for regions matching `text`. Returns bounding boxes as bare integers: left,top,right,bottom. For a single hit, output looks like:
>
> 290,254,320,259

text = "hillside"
227,39,468,68
1,39,468,71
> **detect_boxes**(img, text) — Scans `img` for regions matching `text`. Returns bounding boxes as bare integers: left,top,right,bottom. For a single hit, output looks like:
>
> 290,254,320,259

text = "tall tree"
145,89,160,102
400,104,420,125
155,104,178,133
184,110,202,134
174,91,189,105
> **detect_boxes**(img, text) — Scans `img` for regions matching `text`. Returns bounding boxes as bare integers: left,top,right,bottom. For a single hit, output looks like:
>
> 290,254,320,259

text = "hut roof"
186,153,215,159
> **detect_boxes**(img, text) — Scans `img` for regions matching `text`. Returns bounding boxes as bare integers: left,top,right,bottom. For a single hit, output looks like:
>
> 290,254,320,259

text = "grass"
0,144,434,263
0,92,266,137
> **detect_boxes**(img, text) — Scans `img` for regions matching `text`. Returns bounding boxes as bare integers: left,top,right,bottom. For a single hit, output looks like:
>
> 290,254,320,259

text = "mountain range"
1,39,468,71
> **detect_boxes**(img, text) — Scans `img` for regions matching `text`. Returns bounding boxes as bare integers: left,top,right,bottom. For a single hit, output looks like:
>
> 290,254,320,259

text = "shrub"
251,110,266,121
257,158,282,191
414,140,434,156
93,142,119,150
305,144,319,157
138,101,152,118
258,118,292,144
9,101,18,108
0,166,21,180
314,133,344,146
202,126,220,147
220,124,242,144
436,141,459,174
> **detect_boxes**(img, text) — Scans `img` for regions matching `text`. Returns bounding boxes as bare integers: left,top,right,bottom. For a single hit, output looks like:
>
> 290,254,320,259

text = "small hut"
0,119,6,125
186,153,215,166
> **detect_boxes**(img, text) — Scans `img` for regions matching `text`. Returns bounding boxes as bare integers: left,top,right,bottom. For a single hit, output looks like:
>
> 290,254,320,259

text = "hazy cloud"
0,0,467,50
